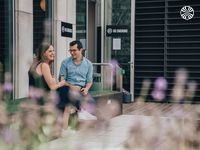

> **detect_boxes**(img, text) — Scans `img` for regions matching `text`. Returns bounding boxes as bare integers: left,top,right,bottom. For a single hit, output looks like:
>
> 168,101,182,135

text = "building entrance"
103,0,133,99
76,0,133,100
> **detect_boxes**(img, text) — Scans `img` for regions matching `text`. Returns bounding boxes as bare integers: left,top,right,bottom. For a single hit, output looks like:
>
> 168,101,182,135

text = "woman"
28,42,72,131
29,43,65,91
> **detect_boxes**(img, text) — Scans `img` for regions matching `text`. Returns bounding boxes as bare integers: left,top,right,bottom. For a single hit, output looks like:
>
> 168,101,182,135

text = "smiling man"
59,40,96,129
59,40,93,95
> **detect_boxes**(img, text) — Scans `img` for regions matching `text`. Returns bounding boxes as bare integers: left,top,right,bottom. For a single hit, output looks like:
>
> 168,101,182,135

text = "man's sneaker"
78,109,97,121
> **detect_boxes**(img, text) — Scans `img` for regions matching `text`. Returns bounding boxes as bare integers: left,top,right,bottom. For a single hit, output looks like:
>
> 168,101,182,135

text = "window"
0,0,13,83
76,0,87,53
33,0,53,55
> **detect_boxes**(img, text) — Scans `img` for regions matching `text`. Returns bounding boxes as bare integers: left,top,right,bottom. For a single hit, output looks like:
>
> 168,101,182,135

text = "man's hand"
80,87,89,96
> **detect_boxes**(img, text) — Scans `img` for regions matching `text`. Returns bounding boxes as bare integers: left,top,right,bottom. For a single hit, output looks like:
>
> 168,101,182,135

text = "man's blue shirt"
59,57,93,87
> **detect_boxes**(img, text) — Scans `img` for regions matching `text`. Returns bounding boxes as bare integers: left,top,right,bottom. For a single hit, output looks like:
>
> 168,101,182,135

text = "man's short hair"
70,40,83,50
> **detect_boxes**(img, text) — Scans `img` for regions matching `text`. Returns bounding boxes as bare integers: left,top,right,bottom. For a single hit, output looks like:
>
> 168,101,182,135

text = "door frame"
99,0,135,100
88,0,135,100
130,0,135,101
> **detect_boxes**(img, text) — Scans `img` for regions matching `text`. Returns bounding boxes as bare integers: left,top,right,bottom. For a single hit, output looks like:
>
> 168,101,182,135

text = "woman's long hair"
30,42,53,74
37,42,52,63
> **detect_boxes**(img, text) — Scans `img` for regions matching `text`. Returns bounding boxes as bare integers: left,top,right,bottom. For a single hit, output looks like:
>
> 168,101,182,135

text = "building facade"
0,0,134,100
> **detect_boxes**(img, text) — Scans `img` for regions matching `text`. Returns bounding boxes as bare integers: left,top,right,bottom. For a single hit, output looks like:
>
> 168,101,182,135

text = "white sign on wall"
113,38,121,50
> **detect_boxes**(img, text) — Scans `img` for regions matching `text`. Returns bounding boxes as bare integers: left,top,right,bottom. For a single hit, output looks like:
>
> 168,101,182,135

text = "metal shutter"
134,0,200,103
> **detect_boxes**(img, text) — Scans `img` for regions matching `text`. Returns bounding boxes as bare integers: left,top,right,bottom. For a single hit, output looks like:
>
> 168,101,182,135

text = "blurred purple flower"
110,59,118,70
151,91,165,101
151,77,167,101
82,95,96,113
29,87,44,101
3,82,13,92
49,91,60,105
154,77,167,90
83,102,96,114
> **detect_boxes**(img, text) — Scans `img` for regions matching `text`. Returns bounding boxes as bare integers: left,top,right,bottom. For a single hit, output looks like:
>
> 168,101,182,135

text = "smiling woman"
28,42,74,130
29,43,65,91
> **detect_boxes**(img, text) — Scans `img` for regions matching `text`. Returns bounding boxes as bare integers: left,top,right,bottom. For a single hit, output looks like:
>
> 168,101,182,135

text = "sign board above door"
106,25,129,37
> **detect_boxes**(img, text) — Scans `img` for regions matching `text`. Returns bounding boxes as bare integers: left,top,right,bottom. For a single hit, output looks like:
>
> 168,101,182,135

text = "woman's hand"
59,80,66,87
56,80,66,89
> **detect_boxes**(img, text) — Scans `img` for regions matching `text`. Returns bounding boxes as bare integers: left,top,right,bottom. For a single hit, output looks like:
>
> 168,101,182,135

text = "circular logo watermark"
180,6,194,20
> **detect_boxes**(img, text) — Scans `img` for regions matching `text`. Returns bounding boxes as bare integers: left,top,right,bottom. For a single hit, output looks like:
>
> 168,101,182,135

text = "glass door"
104,0,132,96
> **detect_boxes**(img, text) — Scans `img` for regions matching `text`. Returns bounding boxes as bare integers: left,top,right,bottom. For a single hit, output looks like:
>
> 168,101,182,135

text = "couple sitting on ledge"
28,40,97,132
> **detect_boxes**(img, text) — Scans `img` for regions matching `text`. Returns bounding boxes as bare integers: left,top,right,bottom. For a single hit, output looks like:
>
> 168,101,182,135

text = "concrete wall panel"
15,11,33,98
16,0,32,14
54,0,76,77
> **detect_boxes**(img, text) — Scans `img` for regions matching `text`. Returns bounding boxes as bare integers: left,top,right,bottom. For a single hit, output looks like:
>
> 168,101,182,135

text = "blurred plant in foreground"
0,68,200,150
125,68,200,150
0,73,63,150
0,71,121,150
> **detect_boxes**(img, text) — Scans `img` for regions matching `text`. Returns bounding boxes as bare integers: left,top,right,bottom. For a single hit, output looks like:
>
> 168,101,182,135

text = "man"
59,40,96,128
59,40,93,96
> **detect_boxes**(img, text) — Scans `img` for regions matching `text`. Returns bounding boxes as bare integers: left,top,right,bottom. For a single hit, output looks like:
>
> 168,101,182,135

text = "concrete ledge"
14,91,123,117
90,91,123,116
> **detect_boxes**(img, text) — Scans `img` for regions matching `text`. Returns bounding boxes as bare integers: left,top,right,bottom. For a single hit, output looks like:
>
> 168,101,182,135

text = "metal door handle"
128,61,133,64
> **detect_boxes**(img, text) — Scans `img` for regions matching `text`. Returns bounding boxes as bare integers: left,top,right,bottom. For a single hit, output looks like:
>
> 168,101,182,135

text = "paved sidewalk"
37,103,200,150
38,115,134,150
